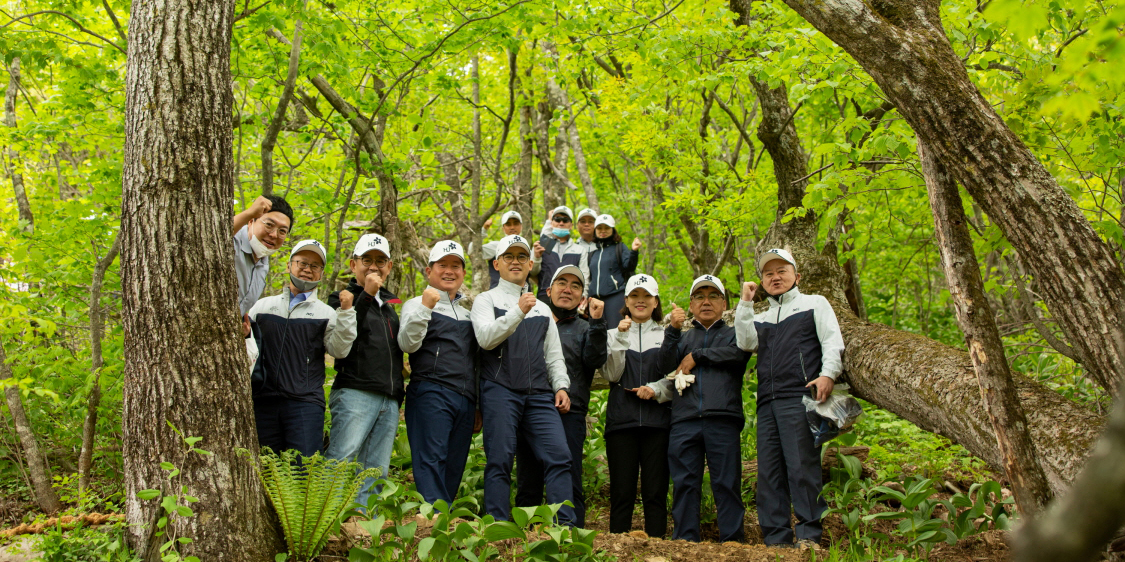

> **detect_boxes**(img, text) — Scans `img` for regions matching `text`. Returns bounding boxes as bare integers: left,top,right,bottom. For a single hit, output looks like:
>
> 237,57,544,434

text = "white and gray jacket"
603,319,671,433
471,279,569,393
734,286,844,404
398,290,479,401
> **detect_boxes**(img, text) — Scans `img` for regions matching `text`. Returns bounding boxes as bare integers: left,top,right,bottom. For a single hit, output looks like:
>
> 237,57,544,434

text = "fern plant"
247,448,379,561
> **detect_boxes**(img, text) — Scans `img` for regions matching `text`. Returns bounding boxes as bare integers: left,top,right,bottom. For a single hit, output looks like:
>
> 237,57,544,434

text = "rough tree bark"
1014,387,1125,562
778,0,1125,395
920,139,1052,513
261,18,304,196
78,234,122,496
122,0,281,558
5,57,33,233
567,105,599,210
0,343,62,514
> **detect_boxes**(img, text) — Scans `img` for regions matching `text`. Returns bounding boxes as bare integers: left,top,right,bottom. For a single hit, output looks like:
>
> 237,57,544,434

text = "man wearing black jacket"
514,265,607,527
326,233,404,511
636,274,751,542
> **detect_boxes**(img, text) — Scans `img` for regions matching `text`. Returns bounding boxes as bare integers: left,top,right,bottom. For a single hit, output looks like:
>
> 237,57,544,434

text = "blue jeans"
253,396,325,458
405,381,476,506
326,387,400,510
480,380,575,526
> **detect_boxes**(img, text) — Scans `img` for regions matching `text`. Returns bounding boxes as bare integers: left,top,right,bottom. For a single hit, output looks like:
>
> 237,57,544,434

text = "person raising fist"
398,240,480,508
471,234,578,527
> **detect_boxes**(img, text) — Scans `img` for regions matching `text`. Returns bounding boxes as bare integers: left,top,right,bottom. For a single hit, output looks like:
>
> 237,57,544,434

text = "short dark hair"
621,295,663,322
265,195,294,228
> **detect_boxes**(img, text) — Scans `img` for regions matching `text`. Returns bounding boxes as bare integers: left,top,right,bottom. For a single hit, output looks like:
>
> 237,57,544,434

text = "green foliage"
136,424,213,562
37,520,140,562
849,404,988,483
249,448,379,562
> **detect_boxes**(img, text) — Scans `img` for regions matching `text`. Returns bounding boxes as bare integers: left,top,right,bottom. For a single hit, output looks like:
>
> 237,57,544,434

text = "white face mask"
248,234,278,260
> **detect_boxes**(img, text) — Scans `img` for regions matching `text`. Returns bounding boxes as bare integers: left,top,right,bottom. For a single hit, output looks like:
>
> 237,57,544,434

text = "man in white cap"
482,210,531,290
248,239,357,457
514,265,607,527
398,240,480,507
574,208,599,253
323,233,403,509
532,205,590,303
734,248,844,549
471,234,576,526
634,274,751,542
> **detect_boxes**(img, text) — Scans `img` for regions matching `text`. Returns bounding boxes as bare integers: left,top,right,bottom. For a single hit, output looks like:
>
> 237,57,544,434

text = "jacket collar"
767,285,802,308
691,318,726,331
283,286,319,303
495,277,526,297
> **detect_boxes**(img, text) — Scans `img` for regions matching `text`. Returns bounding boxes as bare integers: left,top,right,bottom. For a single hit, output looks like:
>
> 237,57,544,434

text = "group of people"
231,196,845,548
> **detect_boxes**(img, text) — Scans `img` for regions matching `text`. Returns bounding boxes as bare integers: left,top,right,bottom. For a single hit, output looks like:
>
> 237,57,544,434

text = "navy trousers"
481,380,575,525
514,411,587,527
253,396,325,458
668,416,745,542
756,397,826,545
405,381,476,506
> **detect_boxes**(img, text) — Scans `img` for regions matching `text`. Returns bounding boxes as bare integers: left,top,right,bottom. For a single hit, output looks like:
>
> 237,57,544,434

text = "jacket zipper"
798,350,808,384
637,324,644,427
596,250,605,296
770,293,783,400
698,326,709,417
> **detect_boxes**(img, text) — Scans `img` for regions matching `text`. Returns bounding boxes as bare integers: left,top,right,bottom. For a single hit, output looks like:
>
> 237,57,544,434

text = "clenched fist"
363,270,384,296
741,282,758,302
249,195,273,219
533,241,546,258
242,314,251,338
518,292,537,314
631,238,642,251
338,290,355,310
669,304,686,329
421,287,441,309
618,317,633,332
588,298,604,319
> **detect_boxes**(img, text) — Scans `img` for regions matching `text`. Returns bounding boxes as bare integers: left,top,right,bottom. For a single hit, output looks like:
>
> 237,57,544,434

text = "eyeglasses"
690,293,725,303
258,218,290,237
552,216,572,224
498,253,530,264
552,279,584,292
291,259,324,272
359,256,391,268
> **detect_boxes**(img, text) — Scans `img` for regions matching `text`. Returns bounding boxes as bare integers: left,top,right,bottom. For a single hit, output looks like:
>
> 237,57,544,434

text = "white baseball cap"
353,233,391,259
625,274,659,297
690,274,726,296
551,265,585,287
576,208,598,221
290,239,327,265
494,233,532,257
428,240,465,265
501,210,523,225
594,214,616,228
757,248,797,273
549,206,574,221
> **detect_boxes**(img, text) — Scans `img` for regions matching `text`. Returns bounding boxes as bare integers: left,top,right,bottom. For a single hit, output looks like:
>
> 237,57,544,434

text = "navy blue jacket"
652,320,752,424
587,241,638,299
328,281,405,401
556,314,608,414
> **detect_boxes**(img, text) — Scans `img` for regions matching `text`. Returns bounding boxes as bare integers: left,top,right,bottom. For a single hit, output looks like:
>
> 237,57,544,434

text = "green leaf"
138,489,162,500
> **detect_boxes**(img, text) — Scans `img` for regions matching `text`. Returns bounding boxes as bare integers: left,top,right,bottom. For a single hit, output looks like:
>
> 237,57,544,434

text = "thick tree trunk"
79,235,122,496
0,343,62,514
438,153,489,294
779,0,1125,395
567,107,599,210
750,78,816,252
1014,387,1125,562
122,0,280,559
5,57,33,234
513,50,536,237
920,139,1052,513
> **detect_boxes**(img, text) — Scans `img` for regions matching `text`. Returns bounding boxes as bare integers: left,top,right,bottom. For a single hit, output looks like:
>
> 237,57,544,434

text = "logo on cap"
370,236,383,245
704,275,714,282
637,275,649,283
512,236,522,243
444,242,458,252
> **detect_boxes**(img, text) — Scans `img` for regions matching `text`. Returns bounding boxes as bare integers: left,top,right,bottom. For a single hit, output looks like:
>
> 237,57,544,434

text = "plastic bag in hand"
803,384,865,447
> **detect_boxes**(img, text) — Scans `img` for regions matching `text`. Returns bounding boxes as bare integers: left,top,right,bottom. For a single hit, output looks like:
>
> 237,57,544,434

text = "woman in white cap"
600,274,671,537
586,213,641,329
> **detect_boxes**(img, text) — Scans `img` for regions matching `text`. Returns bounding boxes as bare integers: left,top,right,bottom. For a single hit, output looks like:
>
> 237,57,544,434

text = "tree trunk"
567,106,599,210
1014,385,1125,562
438,153,489,294
0,343,62,514
4,57,33,234
79,234,122,497
122,0,281,558
260,18,304,196
750,77,816,252
920,138,1052,514
513,49,536,237
779,0,1125,395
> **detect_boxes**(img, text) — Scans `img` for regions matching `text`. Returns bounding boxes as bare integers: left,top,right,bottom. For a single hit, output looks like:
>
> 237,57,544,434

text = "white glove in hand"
666,371,696,396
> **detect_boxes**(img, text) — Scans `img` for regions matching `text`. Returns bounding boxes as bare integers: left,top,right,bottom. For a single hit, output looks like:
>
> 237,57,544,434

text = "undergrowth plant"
136,422,210,562
246,448,379,562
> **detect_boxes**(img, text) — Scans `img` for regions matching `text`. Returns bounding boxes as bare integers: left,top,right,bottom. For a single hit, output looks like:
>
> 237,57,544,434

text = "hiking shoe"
797,539,821,551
